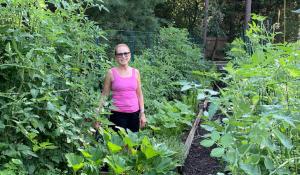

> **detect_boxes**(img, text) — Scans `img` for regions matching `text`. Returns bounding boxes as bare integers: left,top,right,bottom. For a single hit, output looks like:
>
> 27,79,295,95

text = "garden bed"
183,124,223,175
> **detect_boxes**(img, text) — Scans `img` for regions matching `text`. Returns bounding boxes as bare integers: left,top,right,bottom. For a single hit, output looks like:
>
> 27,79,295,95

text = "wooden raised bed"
184,100,207,159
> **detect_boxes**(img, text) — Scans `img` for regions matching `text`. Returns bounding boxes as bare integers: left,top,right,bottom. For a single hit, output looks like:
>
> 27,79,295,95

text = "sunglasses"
115,52,130,57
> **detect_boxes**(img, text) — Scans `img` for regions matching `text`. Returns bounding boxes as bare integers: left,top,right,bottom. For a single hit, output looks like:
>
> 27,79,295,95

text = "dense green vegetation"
1,0,299,175
0,1,208,174
0,1,108,174
133,27,209,113
200,16,300,175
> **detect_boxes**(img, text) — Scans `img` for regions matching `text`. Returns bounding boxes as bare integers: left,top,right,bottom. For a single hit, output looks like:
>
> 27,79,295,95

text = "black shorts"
109,110,140,132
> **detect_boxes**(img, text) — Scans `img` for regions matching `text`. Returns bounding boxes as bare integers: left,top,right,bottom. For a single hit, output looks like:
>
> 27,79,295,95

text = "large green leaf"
107,142,122,153
240,163,261,175
220,134,233,148
200,139,215,147
273,129,293,150
210,147,225,158
211,131,221,141
141,137,159,159
65,153,84,172
104,155,128,174
264,157,275,171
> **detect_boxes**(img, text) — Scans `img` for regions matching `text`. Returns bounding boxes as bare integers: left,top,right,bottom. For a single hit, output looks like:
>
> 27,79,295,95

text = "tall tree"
244,0,252,30
203,0,209,47
155,0,205,37
87,0,162,31
85,0,163,55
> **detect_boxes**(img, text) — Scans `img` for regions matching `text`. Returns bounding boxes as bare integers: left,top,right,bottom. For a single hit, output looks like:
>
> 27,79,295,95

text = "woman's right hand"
93,107,101,129
93,121,101,129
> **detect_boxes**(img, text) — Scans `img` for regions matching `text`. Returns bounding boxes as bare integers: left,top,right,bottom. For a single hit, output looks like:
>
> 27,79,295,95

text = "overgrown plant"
133,27,210,113
66,128,179,175
200,15,300,175
147,100,195,137
0,0,109,173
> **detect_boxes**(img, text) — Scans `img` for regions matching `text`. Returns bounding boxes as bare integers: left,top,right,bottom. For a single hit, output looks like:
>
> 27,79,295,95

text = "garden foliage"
133,27,209,113
200,15,300,175
66,128,179,175
148,100,195,136
0,1,109,174
0,1,212,174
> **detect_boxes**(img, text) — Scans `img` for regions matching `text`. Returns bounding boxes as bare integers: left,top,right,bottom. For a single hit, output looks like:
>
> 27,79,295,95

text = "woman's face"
115,46,131,66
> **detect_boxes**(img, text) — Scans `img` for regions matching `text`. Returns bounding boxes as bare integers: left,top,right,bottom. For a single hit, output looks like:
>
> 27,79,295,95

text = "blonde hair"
114,43,130,55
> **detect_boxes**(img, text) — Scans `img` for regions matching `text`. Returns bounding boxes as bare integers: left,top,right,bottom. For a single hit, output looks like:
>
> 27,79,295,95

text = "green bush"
200,15,300,175
0,1,109,173
147,100,195,136
66,128,179,175
133,27,209,113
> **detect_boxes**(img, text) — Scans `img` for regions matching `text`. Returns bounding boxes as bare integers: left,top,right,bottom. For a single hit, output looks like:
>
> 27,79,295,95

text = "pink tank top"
111,67,139,113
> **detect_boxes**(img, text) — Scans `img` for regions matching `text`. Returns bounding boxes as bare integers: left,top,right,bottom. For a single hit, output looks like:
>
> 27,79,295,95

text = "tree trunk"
244,0,252,31
203,0,209,53
283,0,286,42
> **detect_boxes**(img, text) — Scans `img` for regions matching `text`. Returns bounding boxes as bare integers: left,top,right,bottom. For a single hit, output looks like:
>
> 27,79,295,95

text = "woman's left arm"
136,69,147,128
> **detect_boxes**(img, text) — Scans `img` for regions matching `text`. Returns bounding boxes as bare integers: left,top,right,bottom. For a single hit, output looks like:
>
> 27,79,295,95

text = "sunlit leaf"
220,134,233,147
211,131,220,141
107,142,122,153
65,153,84,172
200,139,215,147
141,137,159,159
210,147,224,157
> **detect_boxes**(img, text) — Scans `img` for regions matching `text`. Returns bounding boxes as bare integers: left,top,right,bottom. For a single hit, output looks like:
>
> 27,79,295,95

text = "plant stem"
270,157,300,175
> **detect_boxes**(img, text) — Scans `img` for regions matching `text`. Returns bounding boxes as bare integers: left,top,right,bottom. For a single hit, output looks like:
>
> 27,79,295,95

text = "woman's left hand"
139,113,147,128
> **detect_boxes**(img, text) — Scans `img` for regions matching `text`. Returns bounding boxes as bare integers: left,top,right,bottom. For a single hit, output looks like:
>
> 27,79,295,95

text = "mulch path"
182,124,223,175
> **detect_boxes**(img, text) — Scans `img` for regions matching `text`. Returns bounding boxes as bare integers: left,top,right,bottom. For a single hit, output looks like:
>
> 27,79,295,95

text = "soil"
182,123,223,175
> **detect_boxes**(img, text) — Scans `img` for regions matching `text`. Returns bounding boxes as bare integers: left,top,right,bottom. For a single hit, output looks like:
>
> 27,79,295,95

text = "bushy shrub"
66,128,179,175
200,15,300,175
133,27,209,113
0,1,109,173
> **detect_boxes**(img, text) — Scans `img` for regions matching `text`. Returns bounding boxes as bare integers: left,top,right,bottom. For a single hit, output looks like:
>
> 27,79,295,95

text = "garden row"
198,16,300,175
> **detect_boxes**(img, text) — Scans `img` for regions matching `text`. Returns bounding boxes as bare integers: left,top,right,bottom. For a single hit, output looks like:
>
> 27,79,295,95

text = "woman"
96,43,146,132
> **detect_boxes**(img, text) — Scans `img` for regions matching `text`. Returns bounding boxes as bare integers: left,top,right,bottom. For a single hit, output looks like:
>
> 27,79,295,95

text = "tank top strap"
111,67,118,80
131,68,136,79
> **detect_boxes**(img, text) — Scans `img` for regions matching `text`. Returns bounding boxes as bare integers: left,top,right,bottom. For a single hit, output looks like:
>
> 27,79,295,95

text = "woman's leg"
109,111,128,132
127,111,140,132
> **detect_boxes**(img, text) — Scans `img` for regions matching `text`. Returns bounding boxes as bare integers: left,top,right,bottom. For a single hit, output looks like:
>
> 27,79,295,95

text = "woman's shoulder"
131,67,140,78
109,67,116,71
130,67,139,73
105,68,114,78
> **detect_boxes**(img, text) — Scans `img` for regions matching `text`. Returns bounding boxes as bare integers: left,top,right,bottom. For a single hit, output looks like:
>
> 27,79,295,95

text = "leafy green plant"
133,27,210,113
66,145,107,175
66,128,179,175
0,0,109,173
147,100,195,137
199,15,300,175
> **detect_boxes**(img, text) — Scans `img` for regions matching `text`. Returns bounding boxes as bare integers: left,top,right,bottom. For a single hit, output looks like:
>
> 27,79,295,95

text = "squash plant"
147,100,195,137
66,128,179,175
200,15,300,175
